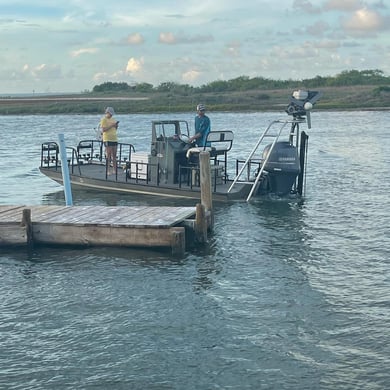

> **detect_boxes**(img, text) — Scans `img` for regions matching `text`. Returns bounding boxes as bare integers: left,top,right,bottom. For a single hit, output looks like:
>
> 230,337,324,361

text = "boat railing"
76,140,136,165
178,163,225,192
41,140,136,171
77,140,104,163
40,142,80,174
228,118,305,201
67,147,82,175
41,142,59,169
123,160,156,184
117,142,136,164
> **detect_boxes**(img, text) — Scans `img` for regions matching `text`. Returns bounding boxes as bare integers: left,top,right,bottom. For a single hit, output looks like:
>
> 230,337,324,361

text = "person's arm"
189,132,201,143
101,119,118,132
190,117,209,143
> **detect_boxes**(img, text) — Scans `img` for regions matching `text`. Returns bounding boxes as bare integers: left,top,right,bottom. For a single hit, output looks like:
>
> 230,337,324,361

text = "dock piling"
21,208,33,247
170,227,186,256
195,203,207,244
199,151,214,230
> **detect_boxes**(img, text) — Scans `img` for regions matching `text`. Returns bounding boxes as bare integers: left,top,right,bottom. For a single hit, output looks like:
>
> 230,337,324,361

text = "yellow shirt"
100,117,118,142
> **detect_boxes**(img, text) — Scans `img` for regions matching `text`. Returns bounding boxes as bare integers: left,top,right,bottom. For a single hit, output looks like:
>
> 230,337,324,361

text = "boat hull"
39,166,251,202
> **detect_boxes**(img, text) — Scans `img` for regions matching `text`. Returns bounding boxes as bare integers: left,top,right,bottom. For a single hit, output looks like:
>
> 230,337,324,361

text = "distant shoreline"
1,85,389,114
0,97,149,102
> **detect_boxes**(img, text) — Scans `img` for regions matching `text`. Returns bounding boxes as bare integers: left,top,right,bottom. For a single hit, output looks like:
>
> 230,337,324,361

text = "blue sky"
1,0,389,94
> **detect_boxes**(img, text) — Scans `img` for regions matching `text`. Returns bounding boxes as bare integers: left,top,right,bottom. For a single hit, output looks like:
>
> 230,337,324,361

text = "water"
1,111,389,389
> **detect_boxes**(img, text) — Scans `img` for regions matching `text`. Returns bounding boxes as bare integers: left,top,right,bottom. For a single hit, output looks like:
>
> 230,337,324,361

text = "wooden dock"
0,205,204,255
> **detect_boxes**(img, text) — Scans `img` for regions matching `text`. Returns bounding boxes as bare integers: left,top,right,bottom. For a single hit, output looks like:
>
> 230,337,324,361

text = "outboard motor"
261,141,300,195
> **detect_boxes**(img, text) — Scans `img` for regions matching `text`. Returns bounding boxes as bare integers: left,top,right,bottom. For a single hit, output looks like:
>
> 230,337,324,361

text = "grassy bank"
1,85,389,115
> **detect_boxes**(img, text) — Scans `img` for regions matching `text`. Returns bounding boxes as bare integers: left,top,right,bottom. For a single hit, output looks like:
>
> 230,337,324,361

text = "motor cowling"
261,141,300,195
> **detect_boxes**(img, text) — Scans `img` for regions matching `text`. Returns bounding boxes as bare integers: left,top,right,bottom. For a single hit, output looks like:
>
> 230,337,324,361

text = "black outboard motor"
261,141,300,195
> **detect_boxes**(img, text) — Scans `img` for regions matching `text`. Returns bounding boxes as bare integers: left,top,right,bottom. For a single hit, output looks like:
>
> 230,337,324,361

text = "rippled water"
1,110,389,389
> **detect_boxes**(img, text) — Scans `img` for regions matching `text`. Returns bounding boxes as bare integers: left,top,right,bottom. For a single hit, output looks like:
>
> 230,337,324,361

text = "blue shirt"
194,114,211,147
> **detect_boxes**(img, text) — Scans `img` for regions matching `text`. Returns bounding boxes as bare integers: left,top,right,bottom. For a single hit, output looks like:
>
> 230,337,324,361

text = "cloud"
92,72,108,83
323,0,363,12
225,41,241,57
158,32,213,44
182,69,201,83
315,39,341,49
343,7,386,33
292,0,322,14
126,33,144,45
16,63,63,81
70,48,99,57
159,32,176,44
305,21,331,36
126,57,144,73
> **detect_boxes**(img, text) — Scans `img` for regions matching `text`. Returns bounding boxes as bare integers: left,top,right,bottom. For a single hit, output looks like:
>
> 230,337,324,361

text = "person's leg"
112,144,118,173
106,146,113,174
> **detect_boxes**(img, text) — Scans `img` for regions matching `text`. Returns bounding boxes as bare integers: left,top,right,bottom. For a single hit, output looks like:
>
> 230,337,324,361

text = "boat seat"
186,130,234,160
205,130,234,153
184,131,234,183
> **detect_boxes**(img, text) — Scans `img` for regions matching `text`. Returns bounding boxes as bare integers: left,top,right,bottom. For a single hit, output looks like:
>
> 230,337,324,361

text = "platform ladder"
228,119,294,202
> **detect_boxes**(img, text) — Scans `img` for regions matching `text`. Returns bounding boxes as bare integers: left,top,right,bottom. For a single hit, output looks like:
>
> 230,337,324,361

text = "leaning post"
199,151,214,230
58,133,73,206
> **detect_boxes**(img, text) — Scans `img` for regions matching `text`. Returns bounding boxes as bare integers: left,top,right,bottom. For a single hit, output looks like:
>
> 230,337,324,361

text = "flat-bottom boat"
39,90,321,202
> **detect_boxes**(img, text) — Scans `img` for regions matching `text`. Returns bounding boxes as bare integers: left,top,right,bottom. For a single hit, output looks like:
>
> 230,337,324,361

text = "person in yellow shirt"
100,107,119,175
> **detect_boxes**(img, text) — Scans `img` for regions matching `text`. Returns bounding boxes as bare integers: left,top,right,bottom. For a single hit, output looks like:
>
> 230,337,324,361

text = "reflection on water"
1,111,390,389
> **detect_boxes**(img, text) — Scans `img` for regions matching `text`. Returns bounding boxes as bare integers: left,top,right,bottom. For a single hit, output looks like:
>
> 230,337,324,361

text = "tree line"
92,69,390,94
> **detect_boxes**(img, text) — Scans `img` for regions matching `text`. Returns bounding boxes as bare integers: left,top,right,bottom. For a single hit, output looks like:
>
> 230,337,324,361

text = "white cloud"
182,69,201,83
126,33,144,45
158,31,213,45
159,32,176,44
70,48,99,57
126,57,143,73
343,7,385,32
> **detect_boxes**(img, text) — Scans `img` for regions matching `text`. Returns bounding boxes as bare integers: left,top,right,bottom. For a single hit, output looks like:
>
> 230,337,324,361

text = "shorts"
104,141,118,147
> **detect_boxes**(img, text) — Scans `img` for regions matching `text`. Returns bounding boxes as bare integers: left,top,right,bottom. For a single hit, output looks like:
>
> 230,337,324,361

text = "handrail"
228,118,305,202
245,122,288,201
227,119,283,193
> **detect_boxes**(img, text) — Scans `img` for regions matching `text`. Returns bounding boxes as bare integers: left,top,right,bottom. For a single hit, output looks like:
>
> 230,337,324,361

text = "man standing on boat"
100,107,119,176
189,104,211,147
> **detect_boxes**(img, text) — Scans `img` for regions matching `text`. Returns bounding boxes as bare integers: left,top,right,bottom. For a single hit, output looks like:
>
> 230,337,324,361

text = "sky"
1,0,389,94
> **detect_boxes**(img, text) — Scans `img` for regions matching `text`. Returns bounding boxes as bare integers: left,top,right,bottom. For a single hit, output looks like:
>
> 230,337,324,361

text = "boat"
39,90,321,202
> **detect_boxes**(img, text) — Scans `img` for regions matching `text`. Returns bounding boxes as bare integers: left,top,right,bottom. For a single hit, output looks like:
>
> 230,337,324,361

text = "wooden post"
199,151,214,229
170,227,185,256
195,203,207,244
21,208,33,247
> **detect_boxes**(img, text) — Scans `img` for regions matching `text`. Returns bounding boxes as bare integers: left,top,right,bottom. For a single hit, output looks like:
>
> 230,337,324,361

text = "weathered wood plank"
0,205,195,226
33,223,186,248
0,205,197,254
0,206,26,221
0,223,26,245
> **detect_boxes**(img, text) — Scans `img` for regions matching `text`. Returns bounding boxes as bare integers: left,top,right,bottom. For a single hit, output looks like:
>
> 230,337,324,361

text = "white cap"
105,107,115,116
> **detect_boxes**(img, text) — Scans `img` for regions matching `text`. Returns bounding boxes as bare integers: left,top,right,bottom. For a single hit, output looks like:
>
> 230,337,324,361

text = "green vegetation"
1,69,389,115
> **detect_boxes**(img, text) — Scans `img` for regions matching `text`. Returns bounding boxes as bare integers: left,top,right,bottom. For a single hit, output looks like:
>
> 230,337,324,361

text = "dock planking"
0,205,198,254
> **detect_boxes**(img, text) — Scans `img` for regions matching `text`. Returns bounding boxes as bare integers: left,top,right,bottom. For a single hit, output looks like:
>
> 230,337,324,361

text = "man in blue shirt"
189,103,211,147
